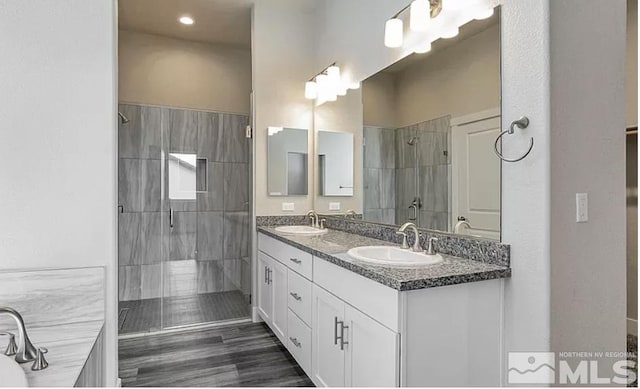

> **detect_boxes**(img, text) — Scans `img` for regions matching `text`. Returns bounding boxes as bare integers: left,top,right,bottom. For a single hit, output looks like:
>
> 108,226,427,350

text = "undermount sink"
275,225,328,236
0,354,28,387
347,246,443,267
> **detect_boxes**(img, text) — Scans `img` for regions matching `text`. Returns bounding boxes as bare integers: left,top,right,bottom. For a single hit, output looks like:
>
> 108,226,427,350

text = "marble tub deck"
0,320,103,387
258,227,511,291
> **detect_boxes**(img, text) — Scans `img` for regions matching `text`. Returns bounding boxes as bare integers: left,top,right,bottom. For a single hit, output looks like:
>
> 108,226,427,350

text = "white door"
312,285,346,387
344,305,399,387
452,111,501,240
270,259,288,344
257,252,272,323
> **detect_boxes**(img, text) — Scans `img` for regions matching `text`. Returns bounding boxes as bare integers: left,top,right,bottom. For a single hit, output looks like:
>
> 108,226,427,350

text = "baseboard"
628,318,638,336
252,306,263,323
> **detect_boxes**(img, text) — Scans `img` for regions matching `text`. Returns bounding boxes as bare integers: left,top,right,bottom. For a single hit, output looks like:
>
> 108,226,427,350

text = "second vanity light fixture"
304,63,360,106
384,0,497,52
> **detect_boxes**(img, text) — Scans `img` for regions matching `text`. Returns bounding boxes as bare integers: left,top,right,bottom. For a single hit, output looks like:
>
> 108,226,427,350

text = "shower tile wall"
363,126,396,224
118,104,250,302
395,116,450,231
363,116,451,231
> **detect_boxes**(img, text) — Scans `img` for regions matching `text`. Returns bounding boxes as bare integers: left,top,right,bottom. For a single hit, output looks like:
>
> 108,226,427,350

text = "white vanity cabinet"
312,284,399,387
257,232,503,387
257,251,288,344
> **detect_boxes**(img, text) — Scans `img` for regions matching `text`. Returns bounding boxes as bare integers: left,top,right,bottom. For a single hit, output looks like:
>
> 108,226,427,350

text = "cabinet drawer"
258,233,313,279
287,270,312,326
287,309,312,376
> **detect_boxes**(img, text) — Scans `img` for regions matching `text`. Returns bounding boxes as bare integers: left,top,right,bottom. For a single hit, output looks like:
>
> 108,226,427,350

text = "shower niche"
117,104,252,334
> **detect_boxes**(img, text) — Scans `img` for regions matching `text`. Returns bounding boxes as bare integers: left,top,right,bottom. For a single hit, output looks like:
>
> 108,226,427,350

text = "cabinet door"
270,258,288,344
344,305,399,387
257,252,272,323
312,285,346,387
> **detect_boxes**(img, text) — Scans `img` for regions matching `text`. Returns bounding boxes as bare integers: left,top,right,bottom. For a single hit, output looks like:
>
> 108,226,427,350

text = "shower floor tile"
119,290,249,334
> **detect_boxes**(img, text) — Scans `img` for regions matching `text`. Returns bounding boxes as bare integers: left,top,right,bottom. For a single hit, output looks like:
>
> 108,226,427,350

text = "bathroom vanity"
256,226,510,387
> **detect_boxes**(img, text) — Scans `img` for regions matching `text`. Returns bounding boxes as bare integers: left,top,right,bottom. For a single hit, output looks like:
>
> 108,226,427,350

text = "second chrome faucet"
396,222,438,255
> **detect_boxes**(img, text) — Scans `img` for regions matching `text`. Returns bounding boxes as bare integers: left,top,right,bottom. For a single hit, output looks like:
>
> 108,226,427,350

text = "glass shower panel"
117,103,164,335
161,107,251,330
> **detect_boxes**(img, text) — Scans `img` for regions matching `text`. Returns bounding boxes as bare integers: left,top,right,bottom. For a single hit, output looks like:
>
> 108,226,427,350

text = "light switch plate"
282,202,295,212
329,202,341,211
576,193,588,223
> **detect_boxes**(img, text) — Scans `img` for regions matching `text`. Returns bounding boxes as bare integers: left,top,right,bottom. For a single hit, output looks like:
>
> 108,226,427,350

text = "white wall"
119,30,251,113
252,0,316,216
0,0,118,385
362,72,397,127
549,0,627,362
395,24,501,127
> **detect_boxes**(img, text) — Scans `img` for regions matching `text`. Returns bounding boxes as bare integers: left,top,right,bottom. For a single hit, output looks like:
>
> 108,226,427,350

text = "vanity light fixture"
385,0,496,49
384,18,404,48
414,40,432,54
179,15,194,25
305,81,317,99
410,0,431,31
304,63,355,104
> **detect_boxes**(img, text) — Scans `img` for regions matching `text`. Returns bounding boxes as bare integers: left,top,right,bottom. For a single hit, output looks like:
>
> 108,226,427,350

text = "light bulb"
440,25,459,38
316,74,330,103
410,0,431,32
305,81,317,100
474,5,494,20
179,15,194,25
414,40,432,54
348,82,360,90
384,18,404,48
337,81,348,96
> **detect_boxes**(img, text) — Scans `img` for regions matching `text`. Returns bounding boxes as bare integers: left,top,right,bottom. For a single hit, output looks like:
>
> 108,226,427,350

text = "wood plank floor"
119,291,250,334
119,322,315,387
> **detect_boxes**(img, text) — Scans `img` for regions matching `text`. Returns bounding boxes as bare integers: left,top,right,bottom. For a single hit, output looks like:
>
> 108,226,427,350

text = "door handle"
339,322,349,350
267,268,272,285
333,317,339,345
289,257,302,264
289,292,302,301
264,266,268,284
169,208,174,229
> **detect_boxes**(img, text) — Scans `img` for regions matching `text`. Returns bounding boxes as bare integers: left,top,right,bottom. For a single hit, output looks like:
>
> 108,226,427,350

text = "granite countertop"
258,226,511,291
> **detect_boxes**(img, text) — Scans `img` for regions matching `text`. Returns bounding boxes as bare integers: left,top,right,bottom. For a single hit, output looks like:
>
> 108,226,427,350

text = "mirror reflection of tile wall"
364,116,450,231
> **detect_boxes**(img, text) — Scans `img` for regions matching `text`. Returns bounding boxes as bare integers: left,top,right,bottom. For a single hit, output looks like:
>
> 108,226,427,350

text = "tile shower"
363,116,451,231
117,103,251,334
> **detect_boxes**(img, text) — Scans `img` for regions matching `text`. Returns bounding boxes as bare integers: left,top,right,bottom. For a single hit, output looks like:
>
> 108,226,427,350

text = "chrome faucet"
397,222,422,252
425,237,439,255
345,210,357,219
0,307,38,364
306,210,319,228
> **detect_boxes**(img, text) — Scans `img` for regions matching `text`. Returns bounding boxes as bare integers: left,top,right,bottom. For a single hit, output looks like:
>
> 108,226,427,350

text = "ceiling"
118,0,254,47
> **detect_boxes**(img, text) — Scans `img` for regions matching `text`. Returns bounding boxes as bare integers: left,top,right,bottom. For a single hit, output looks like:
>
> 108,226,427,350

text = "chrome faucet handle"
0,332,18,356
319,219,326,229
31,347,48,371
395,231,409,249
425,237,439,255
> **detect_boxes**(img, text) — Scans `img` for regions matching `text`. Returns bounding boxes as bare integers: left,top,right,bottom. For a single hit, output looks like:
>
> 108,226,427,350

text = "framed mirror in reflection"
317,131,354,197
361,7,501,240
267,127,309,196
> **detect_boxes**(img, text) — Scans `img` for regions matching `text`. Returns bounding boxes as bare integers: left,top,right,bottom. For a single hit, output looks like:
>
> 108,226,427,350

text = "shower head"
407,137,419,146
118,112,130,124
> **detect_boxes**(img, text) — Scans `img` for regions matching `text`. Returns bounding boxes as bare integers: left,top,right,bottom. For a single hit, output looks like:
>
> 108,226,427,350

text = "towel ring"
494,116,534,163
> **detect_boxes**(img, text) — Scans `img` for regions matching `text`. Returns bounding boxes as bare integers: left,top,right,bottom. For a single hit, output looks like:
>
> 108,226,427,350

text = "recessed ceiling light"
179,16,194,25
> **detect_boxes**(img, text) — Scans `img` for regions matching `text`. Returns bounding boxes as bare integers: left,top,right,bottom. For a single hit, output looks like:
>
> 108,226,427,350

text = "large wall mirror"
361,8,501,240
267,127,309,196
